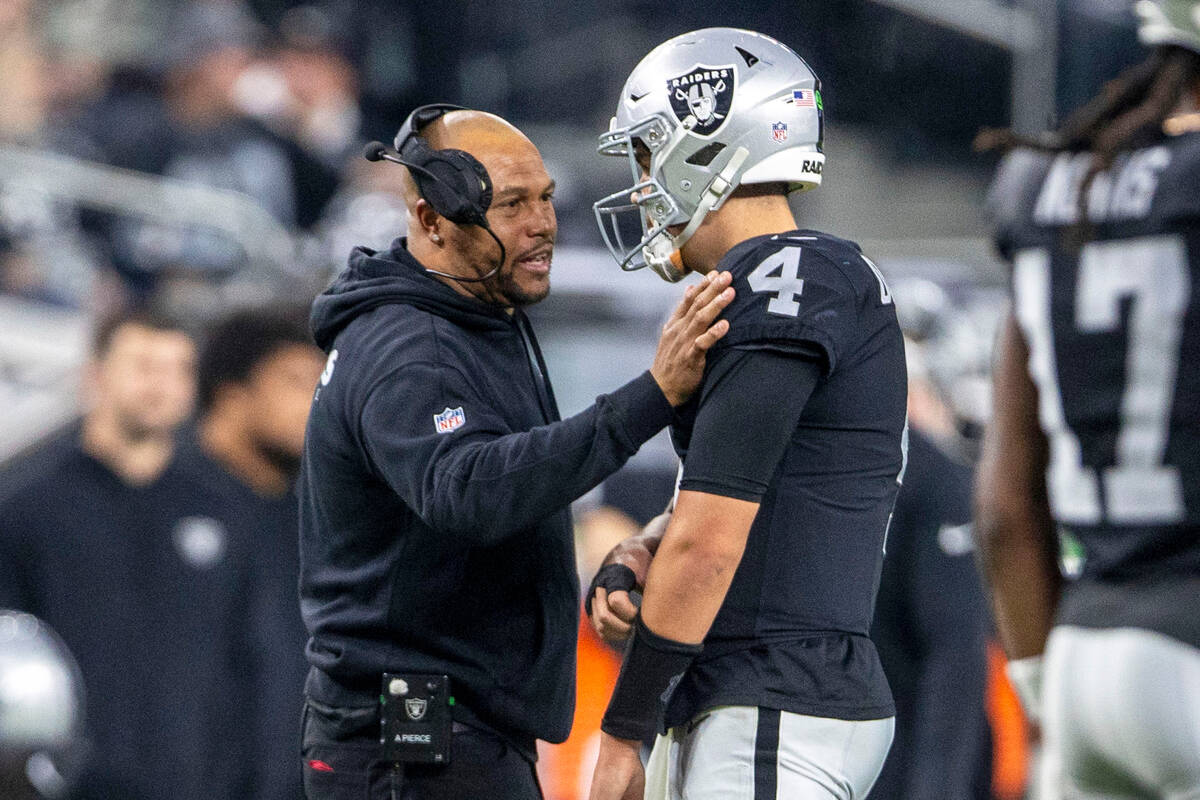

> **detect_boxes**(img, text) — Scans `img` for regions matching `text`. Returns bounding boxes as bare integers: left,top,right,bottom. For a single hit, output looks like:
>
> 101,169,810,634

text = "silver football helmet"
1135,0,1200,54
594,28,825,281
0,612,85,799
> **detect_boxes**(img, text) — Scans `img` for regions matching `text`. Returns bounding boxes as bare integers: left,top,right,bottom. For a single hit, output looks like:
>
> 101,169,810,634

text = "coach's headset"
363,103,507,282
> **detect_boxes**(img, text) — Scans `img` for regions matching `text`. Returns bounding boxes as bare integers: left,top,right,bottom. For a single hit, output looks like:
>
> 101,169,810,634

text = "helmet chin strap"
642,147,750,282
643,235,685,282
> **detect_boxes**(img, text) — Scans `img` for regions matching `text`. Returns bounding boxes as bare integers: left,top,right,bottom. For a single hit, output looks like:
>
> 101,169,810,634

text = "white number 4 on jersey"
748,249,805,316
748,247,892,317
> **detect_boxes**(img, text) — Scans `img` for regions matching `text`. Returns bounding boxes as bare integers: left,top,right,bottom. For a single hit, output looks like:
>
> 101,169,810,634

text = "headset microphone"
362,140,395,163
363,118,507,284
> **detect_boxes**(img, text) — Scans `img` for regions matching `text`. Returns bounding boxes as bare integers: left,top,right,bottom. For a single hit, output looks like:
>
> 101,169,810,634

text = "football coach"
297,104,734,800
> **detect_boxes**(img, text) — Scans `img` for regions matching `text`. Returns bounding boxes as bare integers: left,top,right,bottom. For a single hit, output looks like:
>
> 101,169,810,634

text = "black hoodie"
298,240,673,748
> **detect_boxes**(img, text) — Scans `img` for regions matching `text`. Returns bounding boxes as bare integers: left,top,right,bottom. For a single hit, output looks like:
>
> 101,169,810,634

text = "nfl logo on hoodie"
434,406,466,434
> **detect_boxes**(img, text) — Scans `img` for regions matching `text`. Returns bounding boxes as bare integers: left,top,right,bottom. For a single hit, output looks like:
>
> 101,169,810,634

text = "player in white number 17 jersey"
976,2,1200,797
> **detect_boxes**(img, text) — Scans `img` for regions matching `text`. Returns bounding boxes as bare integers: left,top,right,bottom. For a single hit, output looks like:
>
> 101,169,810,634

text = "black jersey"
664,229,908,727
989,131,1200,645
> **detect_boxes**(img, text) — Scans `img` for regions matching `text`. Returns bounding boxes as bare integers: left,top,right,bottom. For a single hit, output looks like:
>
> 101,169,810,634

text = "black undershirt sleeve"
678,348,822,502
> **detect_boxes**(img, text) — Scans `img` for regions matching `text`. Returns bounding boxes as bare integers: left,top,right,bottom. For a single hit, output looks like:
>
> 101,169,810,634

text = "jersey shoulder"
719,230,878,307
722,228,869,277
986,148,1054,260
1154,130,1200,222
714,230,887,370
988,134,1200,260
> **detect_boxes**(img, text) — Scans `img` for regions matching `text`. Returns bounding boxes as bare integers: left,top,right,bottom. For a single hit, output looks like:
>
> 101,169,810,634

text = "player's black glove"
584,563,638,616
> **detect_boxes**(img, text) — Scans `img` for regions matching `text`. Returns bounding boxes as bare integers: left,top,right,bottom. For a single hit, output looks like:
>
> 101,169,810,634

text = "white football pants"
1038,626,1200,800
644,705,894,800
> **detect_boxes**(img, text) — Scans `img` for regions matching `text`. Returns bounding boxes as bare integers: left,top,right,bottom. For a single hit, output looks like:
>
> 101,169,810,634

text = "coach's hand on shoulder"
650,271,734,406
589,732,645,800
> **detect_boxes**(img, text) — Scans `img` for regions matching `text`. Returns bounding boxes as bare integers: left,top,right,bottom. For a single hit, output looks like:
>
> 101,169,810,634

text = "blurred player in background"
0,309,262,800
868,334,992,800
976,1,1200,796
186,306,325,800
587,27,906,800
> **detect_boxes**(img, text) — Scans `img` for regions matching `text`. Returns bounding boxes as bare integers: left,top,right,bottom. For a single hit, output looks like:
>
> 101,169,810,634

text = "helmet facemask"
593,114,750,282
594,115,691,281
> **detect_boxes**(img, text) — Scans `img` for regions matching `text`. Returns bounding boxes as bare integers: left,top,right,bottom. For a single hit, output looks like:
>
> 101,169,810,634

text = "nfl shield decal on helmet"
666,64,736,137
434,406,466,434
771,121,788,143
405,698,428,720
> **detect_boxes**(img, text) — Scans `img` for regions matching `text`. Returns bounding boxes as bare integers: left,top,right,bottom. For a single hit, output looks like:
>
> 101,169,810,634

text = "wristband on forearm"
585,563,638,616
600,614,702,741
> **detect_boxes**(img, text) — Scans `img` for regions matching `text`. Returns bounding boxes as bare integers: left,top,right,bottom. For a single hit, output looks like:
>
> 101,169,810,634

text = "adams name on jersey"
665,230,908,727
989,130,1200,645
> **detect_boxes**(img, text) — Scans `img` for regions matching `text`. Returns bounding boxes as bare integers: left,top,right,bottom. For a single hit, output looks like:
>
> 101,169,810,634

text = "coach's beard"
487,241,554,307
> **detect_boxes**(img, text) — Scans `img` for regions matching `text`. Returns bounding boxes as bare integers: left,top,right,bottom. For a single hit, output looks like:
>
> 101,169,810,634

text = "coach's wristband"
1005,655,1043,723
585,563,638,616
600,614,702,741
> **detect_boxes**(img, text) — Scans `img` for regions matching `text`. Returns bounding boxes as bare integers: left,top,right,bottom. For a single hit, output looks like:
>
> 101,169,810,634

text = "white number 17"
1014,235,1189,524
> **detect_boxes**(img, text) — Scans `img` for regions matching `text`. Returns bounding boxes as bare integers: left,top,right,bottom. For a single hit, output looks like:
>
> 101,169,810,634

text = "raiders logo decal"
405,698,428,720
667,64,736,137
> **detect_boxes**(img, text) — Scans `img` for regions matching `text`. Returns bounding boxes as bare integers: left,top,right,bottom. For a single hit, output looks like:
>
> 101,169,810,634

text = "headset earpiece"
367,103,508,284
394,104,493,227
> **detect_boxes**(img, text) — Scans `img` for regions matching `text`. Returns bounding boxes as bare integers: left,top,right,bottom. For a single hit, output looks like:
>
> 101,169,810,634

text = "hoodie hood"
310,238,513,351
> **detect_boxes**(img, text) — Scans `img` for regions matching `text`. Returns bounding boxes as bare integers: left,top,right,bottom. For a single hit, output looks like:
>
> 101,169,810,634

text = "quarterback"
587,28,907,800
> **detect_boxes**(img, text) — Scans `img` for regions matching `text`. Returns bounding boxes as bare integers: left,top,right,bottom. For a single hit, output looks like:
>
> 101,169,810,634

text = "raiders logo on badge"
666,64,736,137
172,516,227,569
405,698,428,720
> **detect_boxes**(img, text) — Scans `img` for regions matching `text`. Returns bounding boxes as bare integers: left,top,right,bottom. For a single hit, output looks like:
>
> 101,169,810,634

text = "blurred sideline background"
0,1,1146,798
0,0,1145,468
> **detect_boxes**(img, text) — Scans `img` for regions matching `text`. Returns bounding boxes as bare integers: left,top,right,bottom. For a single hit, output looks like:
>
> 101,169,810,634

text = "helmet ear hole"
686,143,726,167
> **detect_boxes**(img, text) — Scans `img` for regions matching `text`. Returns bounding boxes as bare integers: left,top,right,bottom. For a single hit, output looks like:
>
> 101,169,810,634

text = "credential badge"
666,64,736,137
405,698,428,720
433,406,466,434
